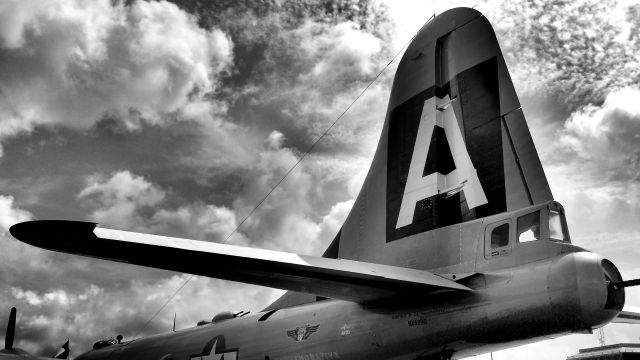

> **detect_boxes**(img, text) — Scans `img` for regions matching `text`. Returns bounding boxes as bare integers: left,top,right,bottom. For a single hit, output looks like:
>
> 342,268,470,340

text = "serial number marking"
277,352,340,360
408,318,428,326
392,311,431,320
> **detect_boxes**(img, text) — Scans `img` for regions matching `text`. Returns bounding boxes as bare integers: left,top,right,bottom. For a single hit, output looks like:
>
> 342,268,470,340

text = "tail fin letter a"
395,94,487,229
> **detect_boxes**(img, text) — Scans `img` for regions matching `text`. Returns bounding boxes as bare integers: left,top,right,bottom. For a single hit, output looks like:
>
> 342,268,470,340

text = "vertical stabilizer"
334,8,552,265
4,307,15,350
54,339,70,359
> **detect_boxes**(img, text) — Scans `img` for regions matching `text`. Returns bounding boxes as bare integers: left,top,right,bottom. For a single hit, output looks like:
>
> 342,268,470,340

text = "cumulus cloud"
226,134,334,252
551,87,640,185
76,170,239,243
492,0,640,112
74,147,347,254
149,204,239,243
11,286,101,308
298,21,383,91
251,19,389,150
221,147,356,254
0,194,32,232
540,87,640,247
2,274,281,355
317,199,353,243
0,0,233,152
265,130,286,150
0,197,44,276
178,0,393,160
78,170,166,229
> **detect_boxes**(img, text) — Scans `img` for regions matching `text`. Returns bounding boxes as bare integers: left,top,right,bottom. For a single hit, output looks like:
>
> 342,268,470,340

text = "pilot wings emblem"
286,324,320,341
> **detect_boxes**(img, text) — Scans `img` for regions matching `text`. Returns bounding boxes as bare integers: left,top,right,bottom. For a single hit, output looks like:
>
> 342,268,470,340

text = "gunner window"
491,223,509,249
549,210,566,242
485,220,511,259
517,211,540,242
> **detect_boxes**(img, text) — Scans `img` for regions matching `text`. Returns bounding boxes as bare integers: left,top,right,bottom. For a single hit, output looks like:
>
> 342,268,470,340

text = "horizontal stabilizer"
612,305,640,324
10,220,470,303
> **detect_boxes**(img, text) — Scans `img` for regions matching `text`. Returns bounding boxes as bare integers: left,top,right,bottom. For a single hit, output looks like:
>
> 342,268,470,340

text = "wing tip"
10,220,97,249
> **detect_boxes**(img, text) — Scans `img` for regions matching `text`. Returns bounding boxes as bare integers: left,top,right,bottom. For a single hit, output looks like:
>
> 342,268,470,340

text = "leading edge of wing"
10,220,470,303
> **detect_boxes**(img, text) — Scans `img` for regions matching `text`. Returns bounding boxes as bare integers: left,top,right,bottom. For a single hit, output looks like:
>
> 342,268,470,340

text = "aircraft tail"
328,8,552,266
53,339,70,359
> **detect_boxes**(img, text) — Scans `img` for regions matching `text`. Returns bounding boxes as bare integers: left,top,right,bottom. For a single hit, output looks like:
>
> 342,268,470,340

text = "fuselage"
76,203,624,360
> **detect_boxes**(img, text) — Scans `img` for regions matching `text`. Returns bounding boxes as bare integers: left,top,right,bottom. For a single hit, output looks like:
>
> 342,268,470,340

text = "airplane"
0,308,69,359
8,6,640,360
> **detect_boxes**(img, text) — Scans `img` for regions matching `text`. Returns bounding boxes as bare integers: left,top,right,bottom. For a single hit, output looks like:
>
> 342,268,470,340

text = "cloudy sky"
1,0,640,358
